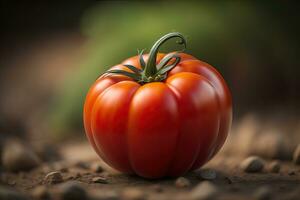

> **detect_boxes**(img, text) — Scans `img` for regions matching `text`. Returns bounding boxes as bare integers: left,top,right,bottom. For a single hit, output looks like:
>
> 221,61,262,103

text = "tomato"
83,33,232,178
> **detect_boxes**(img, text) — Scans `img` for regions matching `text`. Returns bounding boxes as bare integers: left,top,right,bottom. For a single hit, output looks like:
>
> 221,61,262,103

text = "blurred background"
0,1,299,162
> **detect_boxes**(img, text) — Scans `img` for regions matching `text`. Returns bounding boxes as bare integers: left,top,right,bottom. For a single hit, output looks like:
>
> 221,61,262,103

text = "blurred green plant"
49,1,299,137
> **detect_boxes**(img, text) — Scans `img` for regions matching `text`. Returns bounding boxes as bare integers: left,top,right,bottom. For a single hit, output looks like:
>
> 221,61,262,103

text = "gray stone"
267,161,280,173
2,139,40,172
44,171,63,184
240,156,264,173
198,169,217,180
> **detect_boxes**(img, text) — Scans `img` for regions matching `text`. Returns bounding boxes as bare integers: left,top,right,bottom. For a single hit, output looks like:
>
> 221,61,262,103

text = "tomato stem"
144,32,186,78
106,32,187,84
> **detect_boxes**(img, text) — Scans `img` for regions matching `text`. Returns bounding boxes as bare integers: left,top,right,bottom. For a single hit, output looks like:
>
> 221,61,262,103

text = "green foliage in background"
49,1,299,137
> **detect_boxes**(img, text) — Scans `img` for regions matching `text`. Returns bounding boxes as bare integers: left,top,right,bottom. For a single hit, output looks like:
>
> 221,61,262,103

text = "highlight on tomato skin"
83,32,232,178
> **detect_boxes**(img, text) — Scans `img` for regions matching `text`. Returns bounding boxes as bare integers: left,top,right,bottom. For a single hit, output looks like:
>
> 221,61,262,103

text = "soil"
1,141,299,200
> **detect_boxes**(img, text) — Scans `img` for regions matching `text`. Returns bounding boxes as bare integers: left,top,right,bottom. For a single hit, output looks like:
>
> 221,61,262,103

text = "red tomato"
83,33,232,178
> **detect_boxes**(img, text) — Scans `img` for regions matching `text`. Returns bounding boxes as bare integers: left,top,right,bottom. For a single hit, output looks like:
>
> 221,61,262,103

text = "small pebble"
189,181,217,200
225,177,233,184
75,161,90,169
0,186,29,200
60,181,87,200
254,186,271,200
92,176,108,184
175,177,190,188
288,170,296,176
198,169,217,180
240,156,264,173
121,188,145,200
31,186,50,200
2,139,41,172
293,144,300,165
44,171,63,184
91,163,103,173
267,161,281,173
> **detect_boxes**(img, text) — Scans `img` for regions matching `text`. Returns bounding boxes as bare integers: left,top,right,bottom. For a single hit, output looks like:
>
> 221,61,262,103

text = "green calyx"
106,32,187,84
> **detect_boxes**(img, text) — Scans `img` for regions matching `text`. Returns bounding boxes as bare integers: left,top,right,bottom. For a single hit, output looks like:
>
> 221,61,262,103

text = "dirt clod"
293,144,300,165
60,181,87,200
254,186,271,200
2,139,41,172
44,171,63,184
288,170,296,176
225,177,233,184
189,181,217,200
198,169,217,180
121,187,145,200
240,156,264,173
175,177,190,188
92,176,108,184
267,161,281,173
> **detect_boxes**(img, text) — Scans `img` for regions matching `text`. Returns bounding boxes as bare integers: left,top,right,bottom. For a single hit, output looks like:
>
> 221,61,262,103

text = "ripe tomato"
84,33,232,178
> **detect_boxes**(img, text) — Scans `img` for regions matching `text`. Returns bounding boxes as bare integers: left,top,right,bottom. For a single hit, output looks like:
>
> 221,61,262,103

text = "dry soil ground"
1,141,299,200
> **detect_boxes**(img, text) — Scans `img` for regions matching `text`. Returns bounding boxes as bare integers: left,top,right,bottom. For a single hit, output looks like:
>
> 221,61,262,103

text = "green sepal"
106,69,141,81
157,55,180,75
123,64,142,74
156,53,179,70
138,49,146,69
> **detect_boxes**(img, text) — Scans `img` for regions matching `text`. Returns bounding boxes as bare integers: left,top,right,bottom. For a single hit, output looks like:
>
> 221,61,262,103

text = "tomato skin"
83,52,232,178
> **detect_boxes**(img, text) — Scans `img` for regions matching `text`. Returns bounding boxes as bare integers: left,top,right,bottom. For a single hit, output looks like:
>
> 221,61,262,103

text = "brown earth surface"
1,141,299,200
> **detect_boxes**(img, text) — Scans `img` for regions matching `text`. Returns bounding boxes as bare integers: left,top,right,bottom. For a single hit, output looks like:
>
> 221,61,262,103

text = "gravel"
44,171,63,184
175,177,190,188
267,161,281,173
240,156,264,173
91,163,103,173
92,176,108,184
198,169,217,180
